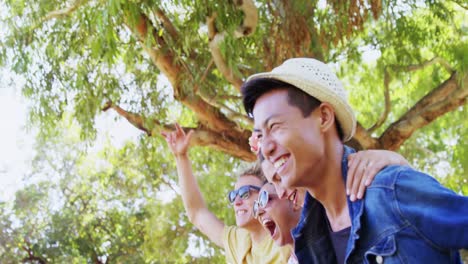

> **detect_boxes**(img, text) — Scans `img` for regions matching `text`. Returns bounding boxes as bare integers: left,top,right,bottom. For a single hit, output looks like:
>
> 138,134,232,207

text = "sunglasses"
253,189,277,218
228,185,261,203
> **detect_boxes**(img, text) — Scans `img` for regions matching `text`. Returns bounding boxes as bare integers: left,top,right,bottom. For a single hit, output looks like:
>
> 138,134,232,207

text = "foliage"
0,0,467,262
1,0,466,160
0,117,241,263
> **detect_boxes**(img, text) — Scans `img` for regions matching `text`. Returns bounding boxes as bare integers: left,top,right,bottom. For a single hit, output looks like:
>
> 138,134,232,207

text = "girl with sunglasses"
253,183,302,264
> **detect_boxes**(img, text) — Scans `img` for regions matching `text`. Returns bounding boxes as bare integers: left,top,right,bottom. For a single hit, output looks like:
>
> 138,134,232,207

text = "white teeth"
237,210,247,215
262,219,273,225
288,191,297,202
274,157,287,169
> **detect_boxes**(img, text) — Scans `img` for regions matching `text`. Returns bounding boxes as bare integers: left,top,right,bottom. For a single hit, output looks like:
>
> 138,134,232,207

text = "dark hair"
242,78,321,118
241,78,344,140
239,162,267,184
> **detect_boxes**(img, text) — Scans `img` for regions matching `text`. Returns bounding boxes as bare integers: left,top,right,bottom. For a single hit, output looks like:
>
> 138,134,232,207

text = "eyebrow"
253,114,282,132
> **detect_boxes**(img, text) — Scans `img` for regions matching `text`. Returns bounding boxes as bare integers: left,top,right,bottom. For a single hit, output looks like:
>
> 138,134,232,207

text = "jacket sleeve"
394,167,468,250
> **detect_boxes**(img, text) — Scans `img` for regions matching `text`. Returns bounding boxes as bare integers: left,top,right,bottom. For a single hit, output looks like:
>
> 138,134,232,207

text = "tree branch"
367,67,392,132
207,15,243,91
21,240,47,264
192,59,213,94
368,57,455,133
103,101,152,136
390,56,454,74
353,123,380,149
103,102,255,160
122,8,259,160
153,8,179,41
207,0,258,91
216,94,243,100
40,0,86,23
233,0,258,38
454,1,468,10
125,10,246,135
156,174,179,194
124,12,182,87
196,91,252,125
379,72,468,150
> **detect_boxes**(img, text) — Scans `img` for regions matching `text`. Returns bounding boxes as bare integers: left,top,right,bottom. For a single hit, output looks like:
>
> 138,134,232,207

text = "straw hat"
246,58,356,142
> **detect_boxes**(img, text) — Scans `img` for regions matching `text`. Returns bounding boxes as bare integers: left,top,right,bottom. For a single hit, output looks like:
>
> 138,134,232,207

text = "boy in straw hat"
241,58,468,263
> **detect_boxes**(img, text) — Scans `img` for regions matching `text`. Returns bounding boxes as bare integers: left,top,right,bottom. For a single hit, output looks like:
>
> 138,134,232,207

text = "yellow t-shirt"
223,226,292,264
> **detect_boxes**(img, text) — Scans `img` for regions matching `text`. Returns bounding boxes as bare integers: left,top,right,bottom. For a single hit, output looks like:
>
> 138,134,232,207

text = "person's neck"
248,224,268,244
306,140,350,231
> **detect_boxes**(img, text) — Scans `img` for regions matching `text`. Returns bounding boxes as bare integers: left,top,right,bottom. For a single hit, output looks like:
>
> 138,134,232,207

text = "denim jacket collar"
291,145,364,262
342,145,365,262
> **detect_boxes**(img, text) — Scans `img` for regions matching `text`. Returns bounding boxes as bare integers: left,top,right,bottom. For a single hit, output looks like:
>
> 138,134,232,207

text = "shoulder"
223,225,252,263
368,165,432,189
256,236,292,263
223,225,251,244
367,165,459,205
223,226,252,254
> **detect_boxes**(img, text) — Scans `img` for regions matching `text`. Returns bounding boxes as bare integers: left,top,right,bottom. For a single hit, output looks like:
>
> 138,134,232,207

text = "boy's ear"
319,103,336,133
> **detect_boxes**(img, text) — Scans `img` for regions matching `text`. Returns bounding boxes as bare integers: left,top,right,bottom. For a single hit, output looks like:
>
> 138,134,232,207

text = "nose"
275,184,288,199
234,195,243,206
257,207,266,218
261,135,275,160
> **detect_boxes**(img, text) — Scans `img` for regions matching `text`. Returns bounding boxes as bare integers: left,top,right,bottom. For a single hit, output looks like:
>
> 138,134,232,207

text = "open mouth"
288,190,297,204
262,219,277,237
273,154,290,171
236,209,248,216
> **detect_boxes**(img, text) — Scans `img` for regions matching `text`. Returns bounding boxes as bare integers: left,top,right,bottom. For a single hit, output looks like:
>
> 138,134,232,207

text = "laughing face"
261,156,300,203
232,175,263,228
256,183,301,246
253,89,326,190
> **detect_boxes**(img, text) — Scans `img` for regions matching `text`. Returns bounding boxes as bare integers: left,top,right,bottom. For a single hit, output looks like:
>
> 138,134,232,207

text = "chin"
283,177,297,190
283,171,298,188
237,218,252,228
276,237,287,247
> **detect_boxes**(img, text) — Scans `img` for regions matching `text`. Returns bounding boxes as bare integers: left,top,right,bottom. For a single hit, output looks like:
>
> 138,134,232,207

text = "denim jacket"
292,146,468,263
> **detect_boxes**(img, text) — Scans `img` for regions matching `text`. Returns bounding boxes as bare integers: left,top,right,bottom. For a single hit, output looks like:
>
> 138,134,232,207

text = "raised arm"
346,149,410,201
162,124,225,247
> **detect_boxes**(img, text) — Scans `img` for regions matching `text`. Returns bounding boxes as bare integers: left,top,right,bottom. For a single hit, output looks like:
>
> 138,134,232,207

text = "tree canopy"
1,0,467,262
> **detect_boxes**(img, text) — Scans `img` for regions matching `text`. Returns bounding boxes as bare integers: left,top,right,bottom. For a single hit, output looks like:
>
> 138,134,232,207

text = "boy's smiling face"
253,89,326,190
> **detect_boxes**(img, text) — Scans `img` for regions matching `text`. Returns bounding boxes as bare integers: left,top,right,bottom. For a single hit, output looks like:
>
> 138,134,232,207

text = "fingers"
363,160,384,187
348,149,400,201
346,154,358,196
175,123,184,136
347,152,375,201
161,123,187,141
350,158,366,201
356,161,374,200
185,129,194,145
161,131,172,144
168,132,175,146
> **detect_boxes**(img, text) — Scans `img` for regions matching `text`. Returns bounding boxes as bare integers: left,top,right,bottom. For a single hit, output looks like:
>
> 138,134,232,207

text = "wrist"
175,152,189,160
